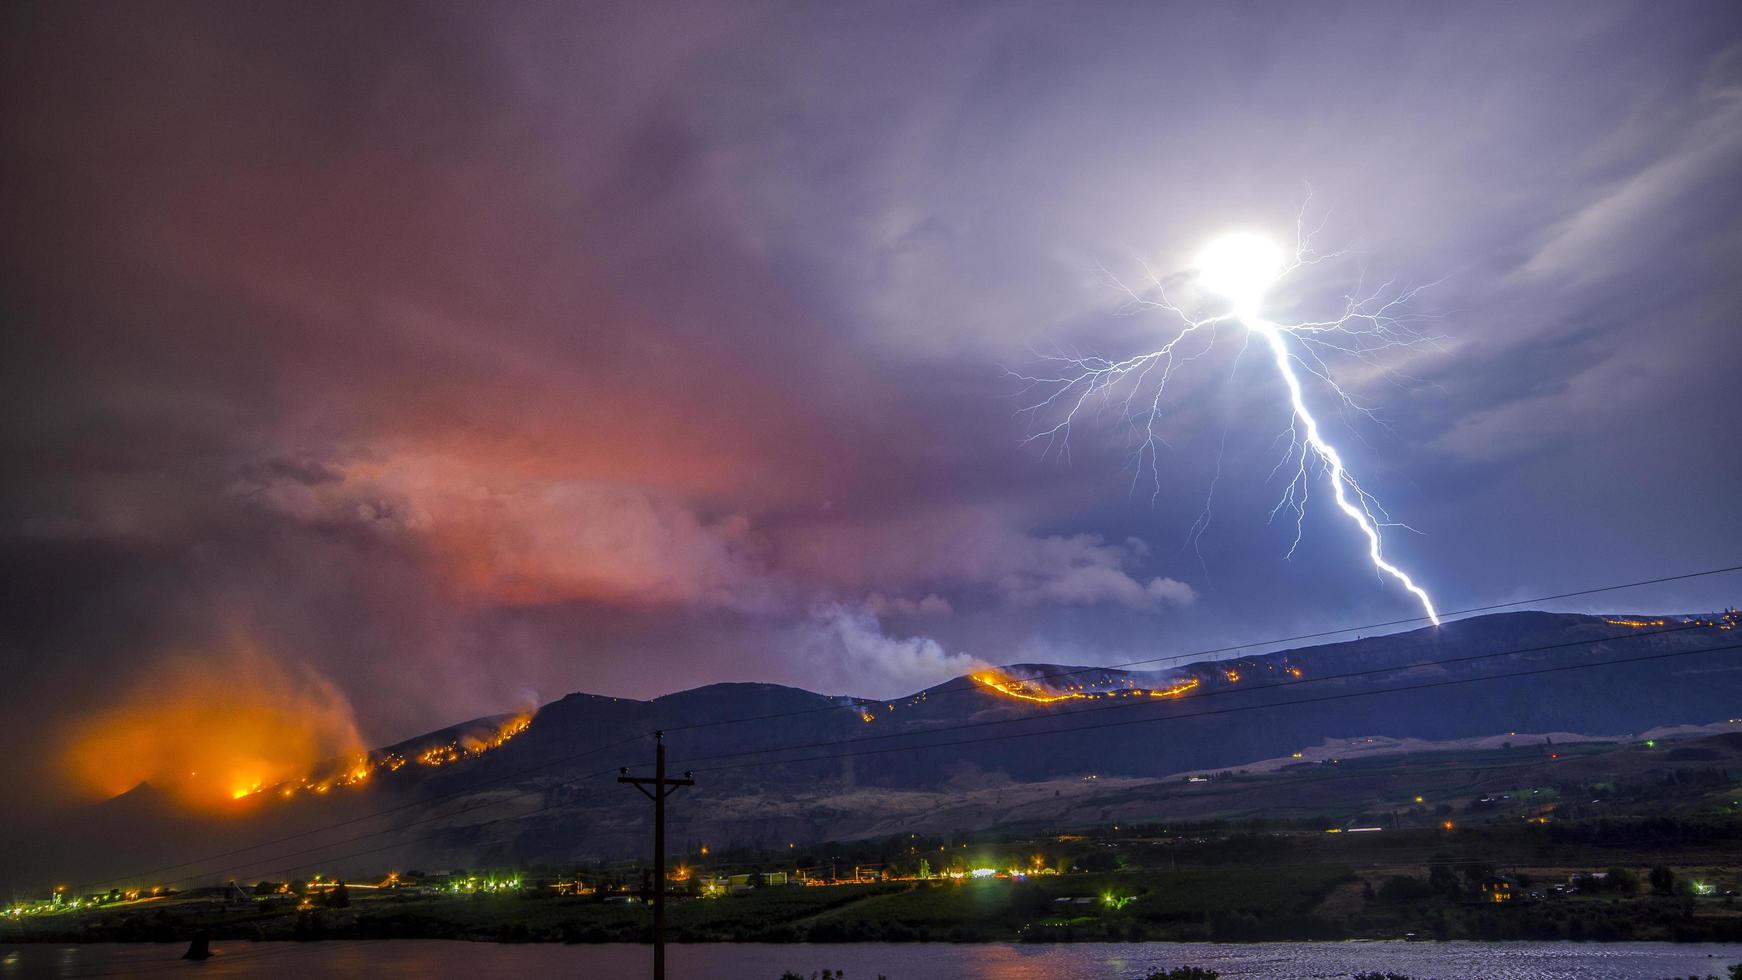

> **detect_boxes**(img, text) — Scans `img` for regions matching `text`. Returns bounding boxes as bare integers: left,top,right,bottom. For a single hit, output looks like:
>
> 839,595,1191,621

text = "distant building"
1480,875,1518,903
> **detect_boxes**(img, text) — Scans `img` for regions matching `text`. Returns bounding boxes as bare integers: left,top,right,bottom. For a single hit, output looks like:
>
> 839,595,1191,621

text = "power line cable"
681,641,1742,777
661,561,1742,735
657,622,1722,770
41,564,1740,898
63,734,648,895
133,766,624,894
28,634,1736,912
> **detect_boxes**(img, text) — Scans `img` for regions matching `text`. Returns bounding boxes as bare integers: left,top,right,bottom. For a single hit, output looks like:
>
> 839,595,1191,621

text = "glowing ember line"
972,670,1199,704
237,712,534,803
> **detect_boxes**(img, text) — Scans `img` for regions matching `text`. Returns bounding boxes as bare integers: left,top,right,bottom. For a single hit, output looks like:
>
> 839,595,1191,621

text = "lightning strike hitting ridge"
1015,213,1443,625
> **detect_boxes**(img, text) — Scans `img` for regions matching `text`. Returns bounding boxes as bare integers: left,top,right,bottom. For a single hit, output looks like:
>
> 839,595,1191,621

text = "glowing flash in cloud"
1015,212,1442,625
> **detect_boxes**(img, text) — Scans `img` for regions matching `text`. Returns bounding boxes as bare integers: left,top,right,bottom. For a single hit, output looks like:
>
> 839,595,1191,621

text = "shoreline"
8,934,1742,946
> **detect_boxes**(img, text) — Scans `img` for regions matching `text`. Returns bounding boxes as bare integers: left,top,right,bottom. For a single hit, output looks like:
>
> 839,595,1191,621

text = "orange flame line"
971,671,1200,704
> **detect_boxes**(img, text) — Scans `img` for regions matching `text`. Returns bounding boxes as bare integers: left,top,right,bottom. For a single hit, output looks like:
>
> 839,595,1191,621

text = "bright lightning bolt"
1014,214,1443,625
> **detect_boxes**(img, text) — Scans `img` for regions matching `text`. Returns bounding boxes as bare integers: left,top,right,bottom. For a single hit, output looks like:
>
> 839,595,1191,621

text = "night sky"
4,2,1741,811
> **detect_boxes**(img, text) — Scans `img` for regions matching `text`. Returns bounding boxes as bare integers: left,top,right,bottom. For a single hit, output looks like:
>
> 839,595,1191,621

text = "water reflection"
4,940,1741,979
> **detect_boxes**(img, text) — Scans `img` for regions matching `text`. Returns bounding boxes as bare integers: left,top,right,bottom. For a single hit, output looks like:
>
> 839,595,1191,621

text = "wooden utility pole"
618,731,693,980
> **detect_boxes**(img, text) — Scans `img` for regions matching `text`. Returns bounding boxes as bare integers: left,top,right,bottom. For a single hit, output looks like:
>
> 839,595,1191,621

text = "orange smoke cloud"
63,643,364,810
244,447,772,609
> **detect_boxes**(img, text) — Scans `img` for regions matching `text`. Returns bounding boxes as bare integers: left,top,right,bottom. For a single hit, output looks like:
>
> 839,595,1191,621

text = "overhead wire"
679,640,1742,777
658,622,1724,771
659,562,1742,736
28,563,1741,898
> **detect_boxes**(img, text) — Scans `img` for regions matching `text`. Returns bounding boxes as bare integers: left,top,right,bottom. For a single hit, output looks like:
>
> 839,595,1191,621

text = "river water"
5,940,1742,979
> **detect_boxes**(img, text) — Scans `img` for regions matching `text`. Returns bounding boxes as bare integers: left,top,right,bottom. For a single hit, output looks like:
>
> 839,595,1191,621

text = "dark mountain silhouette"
10,611,1739,894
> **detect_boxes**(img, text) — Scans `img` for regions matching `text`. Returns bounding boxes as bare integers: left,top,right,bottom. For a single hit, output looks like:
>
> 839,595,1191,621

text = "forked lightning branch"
1016,226,1443,624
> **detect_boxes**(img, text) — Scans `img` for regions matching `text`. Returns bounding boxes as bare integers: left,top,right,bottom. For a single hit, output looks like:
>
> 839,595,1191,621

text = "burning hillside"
967,656,1316,707
29,612,1739,890
64,646,365,810
63,641,538,812
238,712,534,803
970,667,1200,704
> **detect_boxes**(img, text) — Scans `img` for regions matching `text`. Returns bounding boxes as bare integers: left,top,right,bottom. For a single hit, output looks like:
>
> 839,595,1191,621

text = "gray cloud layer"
3,2,1740,811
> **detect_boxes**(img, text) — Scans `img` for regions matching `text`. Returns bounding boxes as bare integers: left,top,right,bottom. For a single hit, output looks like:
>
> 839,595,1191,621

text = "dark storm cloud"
3,1,1740,811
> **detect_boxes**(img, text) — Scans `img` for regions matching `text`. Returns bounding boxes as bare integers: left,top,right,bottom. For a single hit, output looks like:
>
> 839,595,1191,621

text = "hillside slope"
11,611,1740,892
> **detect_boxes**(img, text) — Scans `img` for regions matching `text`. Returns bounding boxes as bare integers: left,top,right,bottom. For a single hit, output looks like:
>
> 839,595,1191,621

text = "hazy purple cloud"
3,1,1740,813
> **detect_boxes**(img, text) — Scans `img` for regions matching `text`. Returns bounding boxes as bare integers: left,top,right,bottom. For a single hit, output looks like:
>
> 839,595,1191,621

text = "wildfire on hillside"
971,669,1200,704
64,644,365,811
241,712,535,803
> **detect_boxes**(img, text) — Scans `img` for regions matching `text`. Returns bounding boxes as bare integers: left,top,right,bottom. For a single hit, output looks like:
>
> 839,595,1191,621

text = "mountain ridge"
11,609,1739,894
